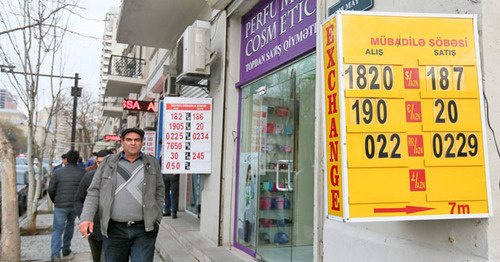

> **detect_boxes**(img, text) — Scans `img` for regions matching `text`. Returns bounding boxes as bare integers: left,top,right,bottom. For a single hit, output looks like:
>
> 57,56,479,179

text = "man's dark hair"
65,150,80,164
96,149,112,158
92,152,98,156
61,154,68,159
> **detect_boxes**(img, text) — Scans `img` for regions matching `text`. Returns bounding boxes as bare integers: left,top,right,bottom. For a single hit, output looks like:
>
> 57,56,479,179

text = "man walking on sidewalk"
79,128,165,262
48,150,85,261
74,149,112,261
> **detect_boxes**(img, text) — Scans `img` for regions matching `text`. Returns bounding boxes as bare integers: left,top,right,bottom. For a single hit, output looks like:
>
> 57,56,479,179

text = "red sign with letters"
409,169,426,192
404,68,420,89
407,135,424,157
405,101,422,122
104,135,121,141
123,99,156,112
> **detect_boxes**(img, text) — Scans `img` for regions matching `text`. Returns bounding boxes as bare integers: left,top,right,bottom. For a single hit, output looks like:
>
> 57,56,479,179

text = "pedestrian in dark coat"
48,150,85,261
74,149,112,262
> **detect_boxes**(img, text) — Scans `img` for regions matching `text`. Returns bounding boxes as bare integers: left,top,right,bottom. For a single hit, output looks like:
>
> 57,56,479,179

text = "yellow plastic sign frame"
320,11,492,222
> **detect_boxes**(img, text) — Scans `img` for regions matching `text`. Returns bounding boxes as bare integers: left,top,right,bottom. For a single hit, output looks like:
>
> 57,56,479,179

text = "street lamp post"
70,73,81,151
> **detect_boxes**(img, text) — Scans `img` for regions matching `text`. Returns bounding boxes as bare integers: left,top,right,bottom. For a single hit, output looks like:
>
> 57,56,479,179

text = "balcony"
116,0,210,49
104,55,146,97
102,99,123,118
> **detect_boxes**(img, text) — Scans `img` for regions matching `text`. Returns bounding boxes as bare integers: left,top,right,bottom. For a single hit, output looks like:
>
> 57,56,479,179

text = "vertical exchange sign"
162,97,212,174
321,16,343,219
239,0,316,85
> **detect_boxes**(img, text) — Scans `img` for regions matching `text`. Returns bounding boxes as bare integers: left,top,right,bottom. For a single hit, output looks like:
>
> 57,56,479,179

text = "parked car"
0,164,29,215
15,171,29,214
0,183,2,227
15,157,48,197
15,157,28,165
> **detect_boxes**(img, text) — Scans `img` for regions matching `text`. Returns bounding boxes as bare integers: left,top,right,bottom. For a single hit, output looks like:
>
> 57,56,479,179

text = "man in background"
85,152,97,168
163,173,180,218
74,149,112,261
53,154,67,171
48,150,85,261
77,157,85,169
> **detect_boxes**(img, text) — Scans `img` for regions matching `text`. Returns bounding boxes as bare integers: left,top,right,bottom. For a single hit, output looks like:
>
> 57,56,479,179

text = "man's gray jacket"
80,153,165,237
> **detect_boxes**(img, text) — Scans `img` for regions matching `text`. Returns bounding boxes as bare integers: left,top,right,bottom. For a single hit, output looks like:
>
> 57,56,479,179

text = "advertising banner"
321,12,491,222
239,0,316,86
142,131,156,156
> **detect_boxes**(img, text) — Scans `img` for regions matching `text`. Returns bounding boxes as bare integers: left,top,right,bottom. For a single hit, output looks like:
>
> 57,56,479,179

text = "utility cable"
483,91,500,158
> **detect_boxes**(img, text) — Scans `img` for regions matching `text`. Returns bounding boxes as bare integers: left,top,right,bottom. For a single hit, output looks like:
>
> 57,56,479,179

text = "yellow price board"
320,12,491,222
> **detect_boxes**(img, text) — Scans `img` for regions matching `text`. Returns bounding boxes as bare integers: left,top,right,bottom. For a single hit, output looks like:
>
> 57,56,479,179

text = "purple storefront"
234,0,317,261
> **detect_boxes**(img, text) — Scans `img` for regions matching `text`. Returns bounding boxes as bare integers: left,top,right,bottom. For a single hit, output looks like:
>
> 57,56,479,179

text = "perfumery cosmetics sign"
239,0,316,86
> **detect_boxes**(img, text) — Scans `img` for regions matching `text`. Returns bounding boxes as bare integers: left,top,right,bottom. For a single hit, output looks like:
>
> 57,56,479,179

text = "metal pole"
70,73,79,151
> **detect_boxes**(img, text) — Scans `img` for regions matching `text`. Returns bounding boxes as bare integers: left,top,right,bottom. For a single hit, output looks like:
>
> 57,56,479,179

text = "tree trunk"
46,110,58,212
25,99,37,234
0,127,21,261
33,159,42,212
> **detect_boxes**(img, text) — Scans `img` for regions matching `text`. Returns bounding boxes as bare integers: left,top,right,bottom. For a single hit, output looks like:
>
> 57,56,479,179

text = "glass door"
235,54,315,262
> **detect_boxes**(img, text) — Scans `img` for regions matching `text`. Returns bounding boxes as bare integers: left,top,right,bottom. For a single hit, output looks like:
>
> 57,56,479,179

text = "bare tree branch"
41,23,103,40
0,3,78,36
0,0,82,234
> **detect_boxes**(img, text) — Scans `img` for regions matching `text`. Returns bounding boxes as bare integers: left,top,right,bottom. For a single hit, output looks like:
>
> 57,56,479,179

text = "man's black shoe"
62,248,72,257
172,212,177,219
163,212,171,216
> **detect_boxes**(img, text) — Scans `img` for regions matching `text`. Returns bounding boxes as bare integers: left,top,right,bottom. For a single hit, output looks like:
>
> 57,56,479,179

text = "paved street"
20,211,93,261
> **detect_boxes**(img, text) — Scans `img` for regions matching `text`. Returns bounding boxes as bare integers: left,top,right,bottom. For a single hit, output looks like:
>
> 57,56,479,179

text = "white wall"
199,10,228,244
221,14,243,246
482,0,500,261
320,0,500,261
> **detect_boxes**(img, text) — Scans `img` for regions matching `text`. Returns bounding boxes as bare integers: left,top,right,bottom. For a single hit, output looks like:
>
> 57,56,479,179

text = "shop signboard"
104,135,121,141
328,0,373,16
142,131,156,156
320,12,491,222
123,99,156,112
162,97,212,174
238,0,316,86
156,101,164,161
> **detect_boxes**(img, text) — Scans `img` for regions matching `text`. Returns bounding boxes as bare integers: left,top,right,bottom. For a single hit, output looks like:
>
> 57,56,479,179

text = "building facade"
51,108,72,158
0,88,18,109
96,7,129,151
104,0,500,261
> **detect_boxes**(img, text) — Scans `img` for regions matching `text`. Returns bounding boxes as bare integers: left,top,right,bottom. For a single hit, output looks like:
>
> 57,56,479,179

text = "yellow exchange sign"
321,12,491,222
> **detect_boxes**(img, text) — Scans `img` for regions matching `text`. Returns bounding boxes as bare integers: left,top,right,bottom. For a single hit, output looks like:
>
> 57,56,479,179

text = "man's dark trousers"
163,174,179,213
88,237,103,261
103,221,159,262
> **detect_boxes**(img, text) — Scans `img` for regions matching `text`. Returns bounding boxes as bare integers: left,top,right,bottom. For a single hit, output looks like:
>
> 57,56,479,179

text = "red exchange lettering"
329,141,339,162
332,190,340,211
330,165,339,186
